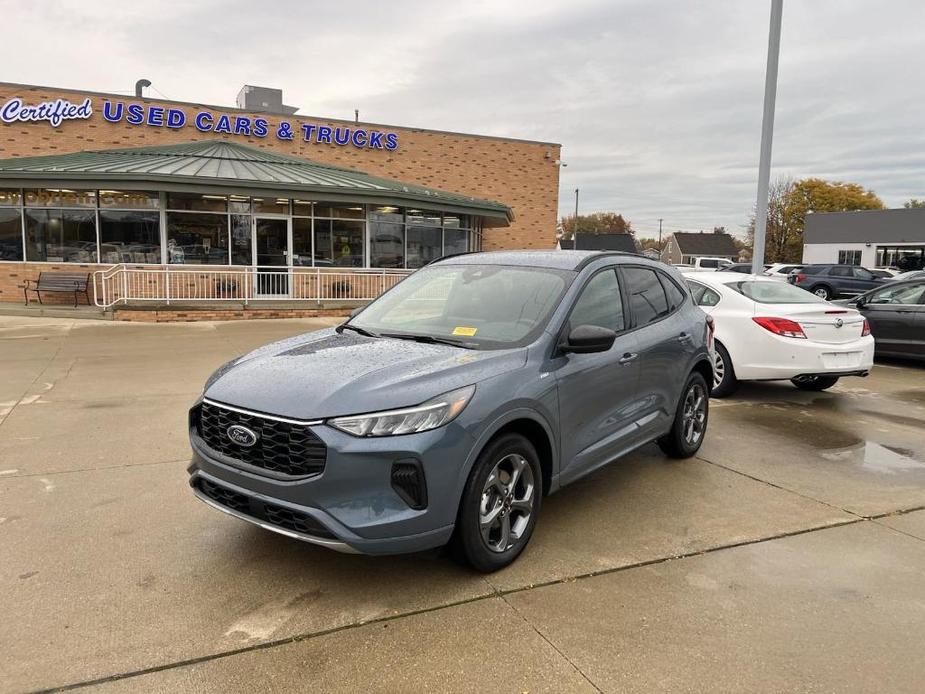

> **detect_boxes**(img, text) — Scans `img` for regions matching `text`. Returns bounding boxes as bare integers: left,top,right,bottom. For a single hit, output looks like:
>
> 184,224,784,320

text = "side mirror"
349,307,363,318
853,296,866,308
563,325,617,354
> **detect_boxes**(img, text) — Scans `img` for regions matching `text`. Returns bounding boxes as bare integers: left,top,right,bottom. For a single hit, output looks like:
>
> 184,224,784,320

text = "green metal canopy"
0,141,512,224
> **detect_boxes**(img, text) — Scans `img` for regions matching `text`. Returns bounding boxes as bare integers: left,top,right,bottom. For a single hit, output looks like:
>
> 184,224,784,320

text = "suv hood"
204,328,527,420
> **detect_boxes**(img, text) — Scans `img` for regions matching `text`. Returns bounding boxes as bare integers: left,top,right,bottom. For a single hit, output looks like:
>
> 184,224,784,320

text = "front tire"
791,375,839,391
453,433,542,572
658,372,709,458
710,342,738,398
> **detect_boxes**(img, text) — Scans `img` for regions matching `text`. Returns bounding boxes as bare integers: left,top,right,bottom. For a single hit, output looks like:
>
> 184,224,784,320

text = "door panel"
555,333,642,483
861,282,925,355
554,268,643,484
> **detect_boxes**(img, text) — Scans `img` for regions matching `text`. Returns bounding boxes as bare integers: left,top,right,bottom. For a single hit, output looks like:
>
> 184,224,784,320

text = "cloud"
1,0,923,238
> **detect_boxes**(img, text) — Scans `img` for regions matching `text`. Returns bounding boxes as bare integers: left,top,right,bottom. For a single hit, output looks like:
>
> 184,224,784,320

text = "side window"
660,273,687,310
868,283,925,305
624,267,670,325
828,266,851,277
569,269,624,332
852,267,874,280
686,281,720,307
699,259,719,269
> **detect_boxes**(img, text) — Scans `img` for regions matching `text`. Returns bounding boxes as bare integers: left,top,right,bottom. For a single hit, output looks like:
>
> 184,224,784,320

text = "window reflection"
99,210,160,263
166,212,229,264
25,209,97,262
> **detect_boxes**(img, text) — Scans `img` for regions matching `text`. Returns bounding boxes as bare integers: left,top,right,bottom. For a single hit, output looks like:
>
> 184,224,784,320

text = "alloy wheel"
681,383,707,445
712,350,725,388
479,453,535,553
814,287,830,299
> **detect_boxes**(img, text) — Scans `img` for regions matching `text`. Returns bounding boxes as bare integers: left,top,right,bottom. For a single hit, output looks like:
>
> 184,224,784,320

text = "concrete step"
0,303,113,320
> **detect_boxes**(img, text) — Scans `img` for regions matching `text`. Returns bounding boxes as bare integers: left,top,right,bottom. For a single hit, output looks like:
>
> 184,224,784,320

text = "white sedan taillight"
752,316,807,339
862,319,871,337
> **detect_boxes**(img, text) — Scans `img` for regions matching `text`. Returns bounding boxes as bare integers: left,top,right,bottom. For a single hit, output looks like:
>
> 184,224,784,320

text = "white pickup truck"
676,257,734,272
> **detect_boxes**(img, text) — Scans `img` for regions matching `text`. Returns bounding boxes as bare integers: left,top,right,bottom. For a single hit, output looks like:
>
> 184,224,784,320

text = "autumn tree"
748,177,884,262
560,212,633,240
904,199,925,209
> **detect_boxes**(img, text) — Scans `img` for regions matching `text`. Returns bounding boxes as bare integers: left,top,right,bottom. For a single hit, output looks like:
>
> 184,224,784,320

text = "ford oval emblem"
226,424,258,447
834,318,844,328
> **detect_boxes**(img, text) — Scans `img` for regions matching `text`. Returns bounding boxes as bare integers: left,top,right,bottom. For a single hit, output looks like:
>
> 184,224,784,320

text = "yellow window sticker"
452,326,478,337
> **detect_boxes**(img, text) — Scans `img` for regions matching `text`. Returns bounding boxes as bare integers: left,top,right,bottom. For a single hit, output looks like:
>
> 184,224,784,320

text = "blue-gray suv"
188,251,714,571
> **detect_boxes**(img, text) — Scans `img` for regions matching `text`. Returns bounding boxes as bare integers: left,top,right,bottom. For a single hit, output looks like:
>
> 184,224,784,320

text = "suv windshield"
349,264,574,349
725,280,826,304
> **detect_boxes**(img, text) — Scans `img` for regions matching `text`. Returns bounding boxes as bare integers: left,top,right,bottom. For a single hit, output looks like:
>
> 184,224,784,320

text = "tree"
904,199,925,209
748,177,884,263
636,237,666,253
560,212,633,240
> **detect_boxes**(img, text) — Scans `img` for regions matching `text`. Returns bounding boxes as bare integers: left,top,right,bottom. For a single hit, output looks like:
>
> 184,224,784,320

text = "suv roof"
434,250,643,271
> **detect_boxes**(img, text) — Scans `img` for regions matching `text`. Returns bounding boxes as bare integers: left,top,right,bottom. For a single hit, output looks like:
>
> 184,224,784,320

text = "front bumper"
187,402,475,555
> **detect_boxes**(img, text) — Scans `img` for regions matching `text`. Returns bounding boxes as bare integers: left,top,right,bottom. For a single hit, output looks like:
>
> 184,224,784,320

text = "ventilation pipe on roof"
135,79,151,98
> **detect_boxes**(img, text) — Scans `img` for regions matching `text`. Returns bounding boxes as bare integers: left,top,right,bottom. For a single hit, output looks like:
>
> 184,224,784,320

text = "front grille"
199,478,250,513
195,401,326,478
194,477,336,540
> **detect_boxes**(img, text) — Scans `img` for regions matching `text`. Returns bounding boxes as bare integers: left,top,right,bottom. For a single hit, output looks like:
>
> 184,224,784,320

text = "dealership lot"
2,315,925,693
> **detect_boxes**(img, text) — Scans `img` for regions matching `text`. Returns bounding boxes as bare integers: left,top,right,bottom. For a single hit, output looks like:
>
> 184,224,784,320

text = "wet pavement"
1,315,924,693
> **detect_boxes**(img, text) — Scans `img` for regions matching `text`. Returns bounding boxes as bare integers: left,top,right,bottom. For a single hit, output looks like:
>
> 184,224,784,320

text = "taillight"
705,314,715,349
792,273,807,283
752,316,807,339
862,319,871,337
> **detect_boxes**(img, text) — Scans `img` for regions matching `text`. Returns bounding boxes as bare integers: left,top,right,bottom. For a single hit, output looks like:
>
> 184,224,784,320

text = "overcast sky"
4,0,924,238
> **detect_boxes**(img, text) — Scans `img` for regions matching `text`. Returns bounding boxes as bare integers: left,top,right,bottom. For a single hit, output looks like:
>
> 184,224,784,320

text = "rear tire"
710,342,738,398
658,372,709,459
791,375,839,391
811,285,833,300
452,433,542,572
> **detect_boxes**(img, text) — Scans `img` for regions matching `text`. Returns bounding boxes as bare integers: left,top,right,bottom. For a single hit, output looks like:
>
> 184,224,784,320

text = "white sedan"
683,272,875,397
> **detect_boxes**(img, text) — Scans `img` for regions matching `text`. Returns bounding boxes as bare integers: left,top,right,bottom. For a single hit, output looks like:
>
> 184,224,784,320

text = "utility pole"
573,188,579,240
752,0,784,273
658,218,663,256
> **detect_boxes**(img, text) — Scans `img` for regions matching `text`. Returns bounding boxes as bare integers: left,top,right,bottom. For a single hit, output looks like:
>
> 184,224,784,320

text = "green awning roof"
0,141,512,223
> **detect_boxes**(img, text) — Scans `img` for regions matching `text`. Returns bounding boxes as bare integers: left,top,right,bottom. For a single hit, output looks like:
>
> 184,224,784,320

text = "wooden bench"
21,272,92,307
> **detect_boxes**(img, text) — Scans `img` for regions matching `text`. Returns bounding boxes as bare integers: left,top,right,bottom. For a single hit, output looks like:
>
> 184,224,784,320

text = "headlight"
328,385,475,437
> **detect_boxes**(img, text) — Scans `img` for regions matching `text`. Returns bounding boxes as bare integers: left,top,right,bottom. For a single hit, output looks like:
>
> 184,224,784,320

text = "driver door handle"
619,352,638,365
678,332,692,343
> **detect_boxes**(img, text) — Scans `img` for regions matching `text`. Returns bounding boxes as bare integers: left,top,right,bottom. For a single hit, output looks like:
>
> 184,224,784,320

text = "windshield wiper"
381,332,476,349
336,323,380,338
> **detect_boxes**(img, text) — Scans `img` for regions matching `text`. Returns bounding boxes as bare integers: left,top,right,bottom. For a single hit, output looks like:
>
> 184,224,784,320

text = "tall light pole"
574,188,579,240
752,0,784,273
658,218,663,256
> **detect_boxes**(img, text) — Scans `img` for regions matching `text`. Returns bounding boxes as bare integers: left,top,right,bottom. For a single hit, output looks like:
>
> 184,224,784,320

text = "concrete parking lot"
2,314,925,693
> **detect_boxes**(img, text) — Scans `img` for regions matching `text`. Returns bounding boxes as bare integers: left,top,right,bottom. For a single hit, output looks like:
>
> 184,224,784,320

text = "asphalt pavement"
1,315,924,693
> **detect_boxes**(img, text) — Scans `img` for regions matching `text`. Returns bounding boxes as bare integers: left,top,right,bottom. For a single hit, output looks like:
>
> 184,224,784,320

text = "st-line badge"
1,97,93,127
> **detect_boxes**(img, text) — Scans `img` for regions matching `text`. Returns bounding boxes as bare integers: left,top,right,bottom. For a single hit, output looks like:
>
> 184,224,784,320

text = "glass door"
254,218,290,296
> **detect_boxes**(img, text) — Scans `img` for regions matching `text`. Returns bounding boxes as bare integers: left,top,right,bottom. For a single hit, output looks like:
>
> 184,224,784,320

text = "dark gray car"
187,251,714,571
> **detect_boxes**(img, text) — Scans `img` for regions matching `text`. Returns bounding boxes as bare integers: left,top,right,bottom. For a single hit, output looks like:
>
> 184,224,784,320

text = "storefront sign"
101,100,399,151
1,97,93,127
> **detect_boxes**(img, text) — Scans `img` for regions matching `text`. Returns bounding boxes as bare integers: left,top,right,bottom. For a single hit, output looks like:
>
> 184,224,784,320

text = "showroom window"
406,209,443,269
0,189,23,261
166,212,229,265
98,191,160,264
25,208,97,263
837,250,862,265
370,206,404,268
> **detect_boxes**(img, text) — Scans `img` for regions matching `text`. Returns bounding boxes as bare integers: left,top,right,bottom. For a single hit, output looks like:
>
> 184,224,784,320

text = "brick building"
0,82,561,307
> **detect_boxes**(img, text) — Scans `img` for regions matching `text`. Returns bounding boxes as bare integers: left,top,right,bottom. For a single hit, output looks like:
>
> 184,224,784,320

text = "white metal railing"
93,265,413,308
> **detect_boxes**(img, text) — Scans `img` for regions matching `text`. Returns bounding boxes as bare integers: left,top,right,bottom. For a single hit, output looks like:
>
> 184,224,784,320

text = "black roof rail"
574,250,647,271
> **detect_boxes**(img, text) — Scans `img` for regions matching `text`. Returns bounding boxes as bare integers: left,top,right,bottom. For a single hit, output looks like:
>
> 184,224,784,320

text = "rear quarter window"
623,267,670,325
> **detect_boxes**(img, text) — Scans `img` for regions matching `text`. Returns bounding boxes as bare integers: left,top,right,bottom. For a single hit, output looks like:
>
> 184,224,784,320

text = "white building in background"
802,208,925,270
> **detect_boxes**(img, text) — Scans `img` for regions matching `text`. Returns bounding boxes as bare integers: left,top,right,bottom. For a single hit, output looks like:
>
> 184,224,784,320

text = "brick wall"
0,82,561,252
